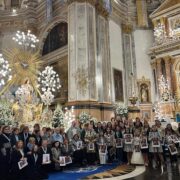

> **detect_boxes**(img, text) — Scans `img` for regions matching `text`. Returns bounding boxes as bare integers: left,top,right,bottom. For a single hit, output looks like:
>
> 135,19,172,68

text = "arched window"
11,0,19,8
161,59,166,78
42,22,68,55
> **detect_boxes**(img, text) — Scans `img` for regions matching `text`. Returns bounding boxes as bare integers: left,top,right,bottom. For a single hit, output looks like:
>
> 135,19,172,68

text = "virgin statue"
141,84,148,103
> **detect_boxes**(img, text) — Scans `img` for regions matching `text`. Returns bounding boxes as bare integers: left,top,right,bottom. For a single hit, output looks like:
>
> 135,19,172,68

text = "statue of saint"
141,84,148,103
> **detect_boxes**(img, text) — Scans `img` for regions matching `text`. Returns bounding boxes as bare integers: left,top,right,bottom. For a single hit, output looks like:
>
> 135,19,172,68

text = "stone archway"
38,17,67,55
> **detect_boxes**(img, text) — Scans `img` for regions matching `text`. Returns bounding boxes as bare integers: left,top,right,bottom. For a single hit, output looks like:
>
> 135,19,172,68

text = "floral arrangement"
114,103,128,116
0,101,14,125
79,111,91,124
52,104,64,128
0,54,12,89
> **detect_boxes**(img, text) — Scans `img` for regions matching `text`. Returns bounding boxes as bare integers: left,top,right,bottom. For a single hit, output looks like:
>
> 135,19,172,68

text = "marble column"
68,0,97,102
96,13,112,103
164,56,172,91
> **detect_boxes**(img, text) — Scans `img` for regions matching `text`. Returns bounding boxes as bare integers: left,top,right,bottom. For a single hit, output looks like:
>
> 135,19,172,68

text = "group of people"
0,116,180,180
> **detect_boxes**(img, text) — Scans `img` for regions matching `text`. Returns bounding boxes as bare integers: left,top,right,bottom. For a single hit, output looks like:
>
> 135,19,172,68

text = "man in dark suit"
10,127,21,148
19,126,31,147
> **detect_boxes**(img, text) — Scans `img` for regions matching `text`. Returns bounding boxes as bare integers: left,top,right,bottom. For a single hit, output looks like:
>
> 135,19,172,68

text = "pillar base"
65,101,114,121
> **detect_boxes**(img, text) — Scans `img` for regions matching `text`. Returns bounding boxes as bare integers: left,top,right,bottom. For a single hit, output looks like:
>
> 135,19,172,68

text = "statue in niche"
140,84,149,103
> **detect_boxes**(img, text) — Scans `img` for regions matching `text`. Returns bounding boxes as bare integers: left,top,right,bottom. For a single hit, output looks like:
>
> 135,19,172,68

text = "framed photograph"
42,154,51,164
65,156,72,164
99,145,107,154
152,138,160,147
134,145,141,152
116,138,123,148
170,135,180,143
124,134,133,144
76,141,83,150
141,138,148,149
18,159,28,170
59,156,66,166
88,143,95,151
168,144,178,155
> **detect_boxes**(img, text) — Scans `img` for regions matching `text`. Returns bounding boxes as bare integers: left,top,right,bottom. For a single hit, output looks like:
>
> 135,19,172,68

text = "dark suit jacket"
19,132,31,146
10,134,21,147
31,134,42,146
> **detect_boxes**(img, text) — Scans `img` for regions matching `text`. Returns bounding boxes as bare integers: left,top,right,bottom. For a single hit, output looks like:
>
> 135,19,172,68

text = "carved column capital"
67,0,96,6
122,23,133,34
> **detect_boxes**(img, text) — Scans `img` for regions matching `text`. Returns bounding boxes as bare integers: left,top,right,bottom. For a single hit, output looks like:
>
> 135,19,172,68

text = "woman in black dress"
27,145,44,180
10,140,28,180
0,126,12,180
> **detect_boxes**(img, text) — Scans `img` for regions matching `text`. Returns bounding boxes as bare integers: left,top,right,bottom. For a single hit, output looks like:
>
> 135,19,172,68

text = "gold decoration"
0,48,42,95
74,67,89,96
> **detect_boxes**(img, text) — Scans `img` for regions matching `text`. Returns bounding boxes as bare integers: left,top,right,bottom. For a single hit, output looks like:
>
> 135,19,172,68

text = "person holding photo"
71,133,86,166
131,131,144,165
51,141,62,171
10,140,28,180
84,124,97,165
104,127,115,163
38,139,53,178
114,126,123,162
148,125,164,170
141,130,149,166
97,131,107,164
27,145,44,180
165,130,178,164
124,127,133,165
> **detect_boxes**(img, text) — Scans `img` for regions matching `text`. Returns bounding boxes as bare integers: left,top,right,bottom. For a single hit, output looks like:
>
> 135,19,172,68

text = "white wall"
109,20,124,103
134,29,155,102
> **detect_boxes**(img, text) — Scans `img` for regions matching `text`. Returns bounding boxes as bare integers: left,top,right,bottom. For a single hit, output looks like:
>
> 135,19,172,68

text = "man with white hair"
51,127,63,143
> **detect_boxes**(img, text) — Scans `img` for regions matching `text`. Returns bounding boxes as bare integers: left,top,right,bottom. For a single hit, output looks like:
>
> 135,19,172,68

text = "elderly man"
51,127,63,143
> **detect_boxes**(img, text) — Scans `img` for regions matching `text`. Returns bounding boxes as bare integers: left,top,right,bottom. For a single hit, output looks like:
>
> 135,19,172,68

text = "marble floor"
128,159,180,180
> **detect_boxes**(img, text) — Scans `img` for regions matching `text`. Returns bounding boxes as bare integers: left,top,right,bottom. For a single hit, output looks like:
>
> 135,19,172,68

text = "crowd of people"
0,116,180,180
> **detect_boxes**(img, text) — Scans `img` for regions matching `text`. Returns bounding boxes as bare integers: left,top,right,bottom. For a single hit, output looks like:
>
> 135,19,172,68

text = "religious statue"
140,84,149,103
13,79,43,124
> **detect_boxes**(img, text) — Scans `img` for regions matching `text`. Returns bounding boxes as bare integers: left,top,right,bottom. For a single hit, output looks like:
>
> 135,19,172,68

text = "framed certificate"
18,159,28,170
116,138,123,148
141,138,148,149
59,156,66,166
42,154,51,164
124,134,133,144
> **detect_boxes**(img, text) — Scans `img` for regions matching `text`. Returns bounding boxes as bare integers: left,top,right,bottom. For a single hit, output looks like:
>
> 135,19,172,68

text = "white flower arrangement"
79,111,91,124
38,66,61,94
0,101,14,125
114,103,128,116
0,54,12,88
41,90,54,106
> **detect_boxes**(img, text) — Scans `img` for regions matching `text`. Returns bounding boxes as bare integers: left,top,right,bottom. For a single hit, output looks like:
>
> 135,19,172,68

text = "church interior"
0,0,180,180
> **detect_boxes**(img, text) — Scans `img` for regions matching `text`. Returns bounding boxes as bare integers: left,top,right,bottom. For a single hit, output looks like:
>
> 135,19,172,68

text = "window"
42,22,68,55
